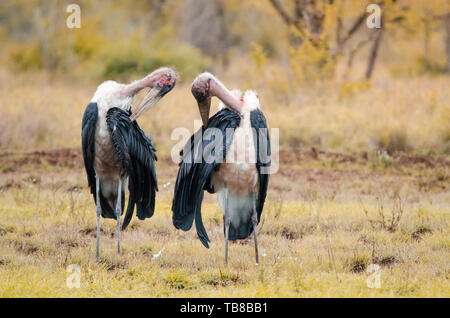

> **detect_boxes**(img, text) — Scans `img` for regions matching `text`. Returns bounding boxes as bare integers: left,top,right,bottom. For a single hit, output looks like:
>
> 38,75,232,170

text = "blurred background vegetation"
0,0,449,156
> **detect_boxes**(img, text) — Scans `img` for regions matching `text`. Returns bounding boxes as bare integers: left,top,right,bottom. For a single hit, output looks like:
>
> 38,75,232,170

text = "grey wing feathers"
106,107,158,230
81,102,98,202
171,108,241,248
81,102,119,219
250,109,271,222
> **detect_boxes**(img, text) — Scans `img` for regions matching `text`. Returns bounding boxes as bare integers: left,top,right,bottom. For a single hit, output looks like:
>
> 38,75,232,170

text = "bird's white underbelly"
217,189,253,225
210,121,258,195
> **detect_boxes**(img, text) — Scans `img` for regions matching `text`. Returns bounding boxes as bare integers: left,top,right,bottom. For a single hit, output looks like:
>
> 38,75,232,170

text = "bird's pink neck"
210,80,243,114
120,78,150,97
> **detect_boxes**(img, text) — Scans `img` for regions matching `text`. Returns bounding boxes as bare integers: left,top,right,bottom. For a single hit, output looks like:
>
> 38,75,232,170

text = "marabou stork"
172,73,270,264
82,67,177,260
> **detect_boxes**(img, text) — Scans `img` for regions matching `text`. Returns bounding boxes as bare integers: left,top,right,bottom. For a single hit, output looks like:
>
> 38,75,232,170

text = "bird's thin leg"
224,188,231,266
252,192,259,265
95,176,101,262
115,178,122,255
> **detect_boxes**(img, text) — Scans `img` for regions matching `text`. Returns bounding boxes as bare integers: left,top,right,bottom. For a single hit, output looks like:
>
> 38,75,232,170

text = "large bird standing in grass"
172,73,270,264
82,67,177,260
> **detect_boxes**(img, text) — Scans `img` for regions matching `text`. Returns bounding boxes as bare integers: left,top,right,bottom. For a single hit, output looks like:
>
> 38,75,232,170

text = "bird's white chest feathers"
90,81,135,177
221,90,260,165
91,81,135,138
212,90,260,194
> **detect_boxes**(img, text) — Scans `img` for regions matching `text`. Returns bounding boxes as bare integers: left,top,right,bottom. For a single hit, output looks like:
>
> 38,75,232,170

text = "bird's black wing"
106,107,158,230
172,108,241,248
250,109,271,222
81,102,98,202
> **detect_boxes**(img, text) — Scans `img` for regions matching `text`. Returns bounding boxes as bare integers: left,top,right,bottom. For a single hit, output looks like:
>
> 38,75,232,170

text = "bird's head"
129,67,178,121
191,72,243,128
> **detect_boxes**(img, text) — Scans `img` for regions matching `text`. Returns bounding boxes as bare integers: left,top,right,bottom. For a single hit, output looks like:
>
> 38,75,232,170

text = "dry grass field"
0,71,449,297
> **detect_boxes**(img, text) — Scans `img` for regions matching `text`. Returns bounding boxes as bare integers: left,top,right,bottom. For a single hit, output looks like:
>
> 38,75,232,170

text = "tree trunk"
365,28,383,79
423,19,430,71
445,14,450,73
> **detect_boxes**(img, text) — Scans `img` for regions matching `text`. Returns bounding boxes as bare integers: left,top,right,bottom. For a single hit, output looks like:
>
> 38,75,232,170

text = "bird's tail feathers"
99,181,125,219
173,211,195,231
121,196,135,230
195,205,210,248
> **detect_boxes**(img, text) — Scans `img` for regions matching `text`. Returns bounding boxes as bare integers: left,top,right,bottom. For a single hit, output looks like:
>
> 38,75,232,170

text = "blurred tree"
266,0,450,79
2,0,449,80
179,0,229,59
365,20,383,79
381,0,450,75
268,0,326,46
267,0,384,79
428,10,450,73
32,0,59,70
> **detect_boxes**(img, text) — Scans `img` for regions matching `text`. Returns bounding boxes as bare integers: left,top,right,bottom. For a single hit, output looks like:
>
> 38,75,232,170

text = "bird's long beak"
198,97,211,128
130,85,164,121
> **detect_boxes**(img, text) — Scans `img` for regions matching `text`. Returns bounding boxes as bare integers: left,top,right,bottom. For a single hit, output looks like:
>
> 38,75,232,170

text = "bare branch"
268,0,312,41
342,1,386,46
294,0,304,24
268,0,297,26
346,31,378,69
430,12,450,20
333,0,384,59
342,12,367,44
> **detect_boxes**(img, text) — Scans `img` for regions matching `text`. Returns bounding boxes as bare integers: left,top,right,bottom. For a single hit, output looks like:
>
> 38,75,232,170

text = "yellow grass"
0,155,449,297
0,69,449,155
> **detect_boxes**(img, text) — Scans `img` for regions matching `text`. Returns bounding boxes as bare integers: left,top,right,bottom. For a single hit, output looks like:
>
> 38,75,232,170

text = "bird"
152,247,165,261
171,72,270,264
81,67,177,260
